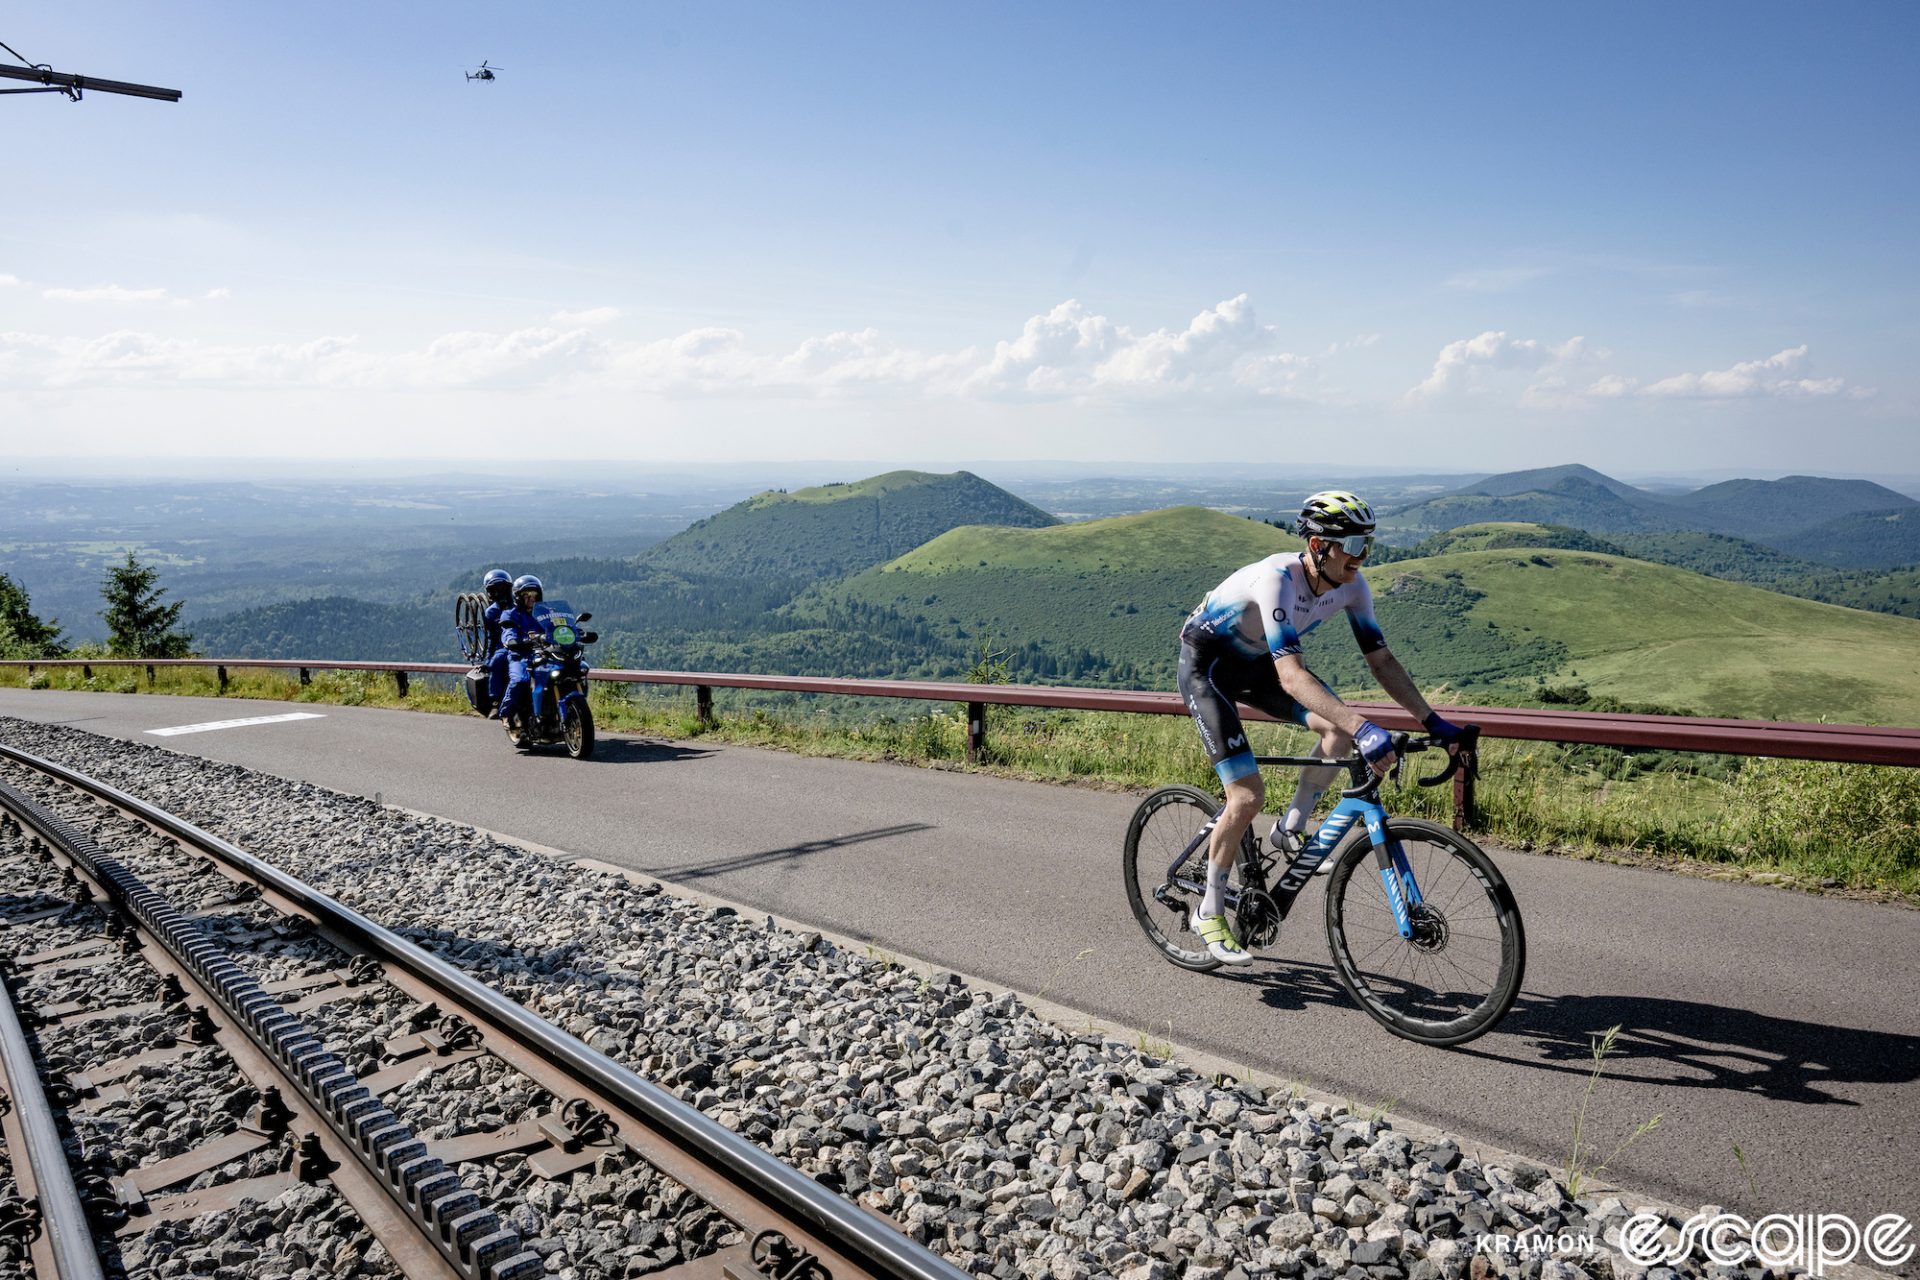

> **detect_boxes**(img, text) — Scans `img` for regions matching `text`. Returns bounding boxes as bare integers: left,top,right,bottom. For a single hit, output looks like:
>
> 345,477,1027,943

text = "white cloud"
1408,330,1587,401
0,296,1338,407
44,285,169,304
0,274,21,288
1641,346,1855,399
549,306,622,326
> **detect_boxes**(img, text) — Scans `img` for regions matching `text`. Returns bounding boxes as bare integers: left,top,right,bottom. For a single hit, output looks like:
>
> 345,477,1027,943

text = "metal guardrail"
5,657,1919,828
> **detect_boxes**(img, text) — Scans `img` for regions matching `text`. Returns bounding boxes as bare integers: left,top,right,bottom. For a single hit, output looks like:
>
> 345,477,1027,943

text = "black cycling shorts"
1178,637,1312,784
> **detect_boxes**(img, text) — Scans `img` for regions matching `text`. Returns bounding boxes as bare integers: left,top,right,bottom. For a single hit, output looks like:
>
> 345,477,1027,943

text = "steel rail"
0,933,108,1280
0,742,977,1280
0,771,536,1280
5,657,1916,766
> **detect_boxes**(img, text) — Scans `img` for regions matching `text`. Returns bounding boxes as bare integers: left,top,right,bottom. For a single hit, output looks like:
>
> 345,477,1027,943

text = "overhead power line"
0,40,181,102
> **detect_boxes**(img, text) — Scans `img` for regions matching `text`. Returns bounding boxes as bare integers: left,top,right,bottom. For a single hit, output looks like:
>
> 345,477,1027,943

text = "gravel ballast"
0,718,1815,1280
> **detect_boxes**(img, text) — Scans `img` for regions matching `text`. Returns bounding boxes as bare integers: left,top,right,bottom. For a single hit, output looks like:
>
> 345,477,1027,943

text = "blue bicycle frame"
1167,786,1425,938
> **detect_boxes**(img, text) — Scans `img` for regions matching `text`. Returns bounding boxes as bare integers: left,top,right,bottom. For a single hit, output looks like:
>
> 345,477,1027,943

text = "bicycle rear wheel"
1123,785,1253,973
1322,818,1525,1047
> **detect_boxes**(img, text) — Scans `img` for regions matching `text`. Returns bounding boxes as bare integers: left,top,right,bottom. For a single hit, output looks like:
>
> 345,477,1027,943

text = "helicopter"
465,60,501,82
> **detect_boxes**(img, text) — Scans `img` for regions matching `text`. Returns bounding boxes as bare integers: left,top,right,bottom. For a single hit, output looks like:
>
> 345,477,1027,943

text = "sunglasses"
1322,534,1373,557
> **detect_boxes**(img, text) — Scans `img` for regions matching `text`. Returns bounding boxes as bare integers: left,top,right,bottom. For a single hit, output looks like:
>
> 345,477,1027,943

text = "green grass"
4,663,1915,897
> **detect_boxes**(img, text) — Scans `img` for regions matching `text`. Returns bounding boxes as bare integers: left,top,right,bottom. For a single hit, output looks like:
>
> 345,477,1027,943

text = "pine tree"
0,572,65,658
100,553,193,658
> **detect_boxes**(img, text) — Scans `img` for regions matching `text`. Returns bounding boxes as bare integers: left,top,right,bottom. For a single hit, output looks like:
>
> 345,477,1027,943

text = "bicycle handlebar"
1337,726,1480,799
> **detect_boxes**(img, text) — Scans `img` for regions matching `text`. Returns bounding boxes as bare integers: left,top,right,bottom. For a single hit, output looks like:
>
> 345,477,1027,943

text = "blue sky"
2,2,1914,476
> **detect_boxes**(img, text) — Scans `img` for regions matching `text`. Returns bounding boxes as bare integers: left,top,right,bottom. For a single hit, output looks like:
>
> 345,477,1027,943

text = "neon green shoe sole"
1190,909,1254,966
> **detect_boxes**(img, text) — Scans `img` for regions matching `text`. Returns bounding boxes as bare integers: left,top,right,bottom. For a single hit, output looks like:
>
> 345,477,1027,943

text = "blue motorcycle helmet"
482,568,512,604
511,574,544,607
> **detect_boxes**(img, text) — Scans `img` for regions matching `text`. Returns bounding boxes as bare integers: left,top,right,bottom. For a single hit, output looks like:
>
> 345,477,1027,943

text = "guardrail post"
299,668,310,686
393,671,409,699
145,664,155,686
967,701,986,764
217,666,228,695
696,685,714,726
82,664,92,680
1453,769,1477,832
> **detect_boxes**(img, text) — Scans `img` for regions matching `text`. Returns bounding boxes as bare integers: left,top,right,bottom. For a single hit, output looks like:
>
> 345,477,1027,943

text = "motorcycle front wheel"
564,700,595,759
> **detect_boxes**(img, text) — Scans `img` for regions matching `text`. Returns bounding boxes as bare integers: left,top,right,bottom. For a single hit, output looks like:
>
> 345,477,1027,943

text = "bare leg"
1285,712,1352,833
1203,772,1264,917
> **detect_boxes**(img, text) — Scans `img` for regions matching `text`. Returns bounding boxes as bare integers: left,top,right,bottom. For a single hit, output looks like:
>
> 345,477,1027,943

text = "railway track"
0,742,973,1280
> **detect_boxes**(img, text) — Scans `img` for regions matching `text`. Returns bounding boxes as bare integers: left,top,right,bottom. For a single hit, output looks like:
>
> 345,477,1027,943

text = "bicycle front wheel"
1123,785,1252,973
1323,818,1525,1047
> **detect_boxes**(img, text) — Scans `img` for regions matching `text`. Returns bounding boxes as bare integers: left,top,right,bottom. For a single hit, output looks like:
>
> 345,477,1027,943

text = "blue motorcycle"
501,601,599,759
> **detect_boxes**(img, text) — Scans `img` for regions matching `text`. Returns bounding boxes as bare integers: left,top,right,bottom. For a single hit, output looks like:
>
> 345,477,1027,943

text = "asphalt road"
3,688,1915,1234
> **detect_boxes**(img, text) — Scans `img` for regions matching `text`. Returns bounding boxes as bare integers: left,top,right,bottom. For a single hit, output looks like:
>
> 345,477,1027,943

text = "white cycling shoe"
1189,908,1254,966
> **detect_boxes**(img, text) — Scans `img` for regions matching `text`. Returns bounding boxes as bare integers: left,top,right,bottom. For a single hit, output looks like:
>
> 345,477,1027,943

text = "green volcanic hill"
1668,475,1916,545
1770,505,1920,570
1382,474,1693,538
641,470,1057,584
1454,463,1659,505
1387,465,1920,567
803,508,1920,722
1402,522,1627,557
796,507,1294,684
1358,549,1920,723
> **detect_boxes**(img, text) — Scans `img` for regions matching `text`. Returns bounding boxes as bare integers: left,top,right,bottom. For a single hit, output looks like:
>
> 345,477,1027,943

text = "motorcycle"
499,601,600,759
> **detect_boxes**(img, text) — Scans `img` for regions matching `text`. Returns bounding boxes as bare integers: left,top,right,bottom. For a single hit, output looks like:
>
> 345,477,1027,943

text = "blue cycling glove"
1355,720,1395,770
1422,711,1464,744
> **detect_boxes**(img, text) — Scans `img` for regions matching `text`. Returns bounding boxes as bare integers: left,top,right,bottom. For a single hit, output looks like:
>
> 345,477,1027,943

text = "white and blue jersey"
1181,552,1386,660
1177,552,1388,785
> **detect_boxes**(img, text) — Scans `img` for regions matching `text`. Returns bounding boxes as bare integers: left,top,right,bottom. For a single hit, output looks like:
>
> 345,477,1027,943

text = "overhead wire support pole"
0,62,182,101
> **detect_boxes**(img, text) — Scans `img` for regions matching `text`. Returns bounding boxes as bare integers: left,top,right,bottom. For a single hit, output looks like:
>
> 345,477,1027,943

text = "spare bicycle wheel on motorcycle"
454,591,488,663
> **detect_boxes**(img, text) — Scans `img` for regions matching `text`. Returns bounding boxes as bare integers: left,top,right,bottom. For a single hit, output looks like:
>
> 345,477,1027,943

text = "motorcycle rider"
498,574,547,728
481,569,515,718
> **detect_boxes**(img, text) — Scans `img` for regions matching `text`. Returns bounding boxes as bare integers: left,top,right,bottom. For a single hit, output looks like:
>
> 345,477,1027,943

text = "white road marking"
145,712,327,737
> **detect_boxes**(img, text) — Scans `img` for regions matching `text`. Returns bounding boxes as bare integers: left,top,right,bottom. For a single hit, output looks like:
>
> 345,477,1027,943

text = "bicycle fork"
1349,800,1425,939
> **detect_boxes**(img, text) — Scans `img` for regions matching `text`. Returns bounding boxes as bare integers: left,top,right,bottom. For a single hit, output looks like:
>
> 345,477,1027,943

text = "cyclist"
480,569,515,717
1177,490,1463,964
497,574,547,727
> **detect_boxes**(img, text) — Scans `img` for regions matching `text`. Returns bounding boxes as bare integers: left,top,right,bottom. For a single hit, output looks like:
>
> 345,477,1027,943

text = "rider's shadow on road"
1239,960,1918,1105
573,738,715,765
1469,990,1920,1105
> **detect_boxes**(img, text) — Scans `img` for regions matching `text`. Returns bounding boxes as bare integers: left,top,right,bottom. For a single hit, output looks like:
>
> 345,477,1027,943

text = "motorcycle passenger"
498,574,547,728
481,569,515,717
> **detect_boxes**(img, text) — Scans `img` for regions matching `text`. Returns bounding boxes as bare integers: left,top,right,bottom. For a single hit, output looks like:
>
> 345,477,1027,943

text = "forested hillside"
641,470,1057,581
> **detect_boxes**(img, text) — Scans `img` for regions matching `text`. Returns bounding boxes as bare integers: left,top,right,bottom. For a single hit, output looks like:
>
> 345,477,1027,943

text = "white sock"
1285,764,1340,834
1201,858,1230,918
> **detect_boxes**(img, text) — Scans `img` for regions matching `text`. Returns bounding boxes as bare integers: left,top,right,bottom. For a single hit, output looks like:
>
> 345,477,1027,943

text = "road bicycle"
1123,727,1525,1047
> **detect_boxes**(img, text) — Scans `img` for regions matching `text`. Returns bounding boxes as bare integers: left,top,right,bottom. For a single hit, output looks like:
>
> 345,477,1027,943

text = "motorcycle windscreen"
533,601,580,646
